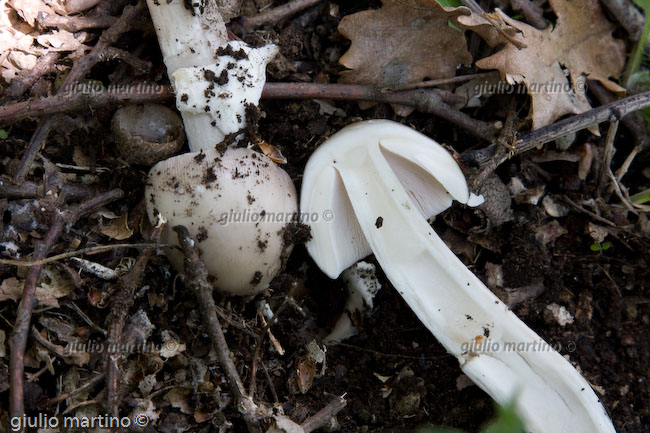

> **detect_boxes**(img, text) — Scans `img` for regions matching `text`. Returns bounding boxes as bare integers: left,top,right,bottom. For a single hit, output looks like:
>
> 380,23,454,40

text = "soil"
0,1,649,433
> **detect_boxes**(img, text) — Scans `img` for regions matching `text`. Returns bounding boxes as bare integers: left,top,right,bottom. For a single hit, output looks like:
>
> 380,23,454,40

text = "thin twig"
301,396,347,433
36,13,116,32
599,119,620,193
46,373,105,406
60,0,145,90
501,90,650,164
0,85,172,127
173,225,262,433
8,52,61,99
391,72,493,91
9,189,123,421
600,0,648,52
249,296,292,397
469,97,518,189
13,116,58,182
0,243,174,267
0,181,94,201
263,83,499,141
105,224,163,416
560,196,618,227
64,300,107,336
240,0,323,29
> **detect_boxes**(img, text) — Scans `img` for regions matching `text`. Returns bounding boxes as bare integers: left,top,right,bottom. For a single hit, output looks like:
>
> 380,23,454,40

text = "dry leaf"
36,29,87,51
99,212,133,240
0,266,73,307
464,0,625,130
338,0,472,115
8,0,53,26
163,387,192,415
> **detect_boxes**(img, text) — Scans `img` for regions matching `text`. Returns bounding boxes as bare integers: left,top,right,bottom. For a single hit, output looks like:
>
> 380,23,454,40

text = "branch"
9,189,124,421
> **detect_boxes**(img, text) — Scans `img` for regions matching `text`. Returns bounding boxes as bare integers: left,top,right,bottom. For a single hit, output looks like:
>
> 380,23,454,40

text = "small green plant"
0,128,9,139
418,401,527,433
625,1,650,129
630,188,650,204
590,241,612,252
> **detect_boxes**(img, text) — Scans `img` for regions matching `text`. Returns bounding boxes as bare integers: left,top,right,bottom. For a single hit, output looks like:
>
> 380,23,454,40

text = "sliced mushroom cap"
300,119,615,433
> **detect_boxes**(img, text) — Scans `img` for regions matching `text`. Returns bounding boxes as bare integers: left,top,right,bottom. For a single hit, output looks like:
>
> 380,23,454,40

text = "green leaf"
481,402,526,433
590,241,611,252
633,0,650,12
436,0,462,7
631,188,650,204
0,129,8,139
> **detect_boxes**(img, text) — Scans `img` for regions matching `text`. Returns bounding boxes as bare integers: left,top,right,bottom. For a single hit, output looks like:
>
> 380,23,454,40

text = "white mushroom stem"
146,0,277,151
325,261,381,343
301,120,616,433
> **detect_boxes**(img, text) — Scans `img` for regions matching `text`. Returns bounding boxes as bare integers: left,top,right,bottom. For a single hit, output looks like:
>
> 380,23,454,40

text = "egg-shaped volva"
146,147,298,295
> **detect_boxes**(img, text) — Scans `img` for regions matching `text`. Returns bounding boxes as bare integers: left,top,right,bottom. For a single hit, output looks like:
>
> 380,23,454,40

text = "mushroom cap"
300,119,476,278
112,103,185,166
146,147,297,295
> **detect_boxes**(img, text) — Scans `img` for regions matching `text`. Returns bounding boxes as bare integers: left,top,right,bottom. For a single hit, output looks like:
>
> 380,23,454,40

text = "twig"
503,90,650,164
0,180,93,201
301,396,347,433
510,0,546,29
600,0,649,53
249,296,292,397
263,83,499,141
589,80,648,148
599,119,620,193
8,52,61,99
13,116,58,182
560,196,618,227
0,243,173,267
46,373,105,406
469,97,518,189
105,224,163,416
240,0,323,29
36,13,116,32
391,72,493,91
104,47,152,74
1,82,497,142
60,0,146,90
9,189,124,421
260,362,279,403
173,225,262,433
64,300,107,336
0,85,172,127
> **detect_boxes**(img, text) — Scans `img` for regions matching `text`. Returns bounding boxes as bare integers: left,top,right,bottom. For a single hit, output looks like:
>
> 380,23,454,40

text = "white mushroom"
300,119,616,433
144,0,297,295
146,147,297,295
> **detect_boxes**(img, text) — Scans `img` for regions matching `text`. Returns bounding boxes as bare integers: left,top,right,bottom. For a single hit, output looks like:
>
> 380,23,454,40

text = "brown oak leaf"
338,0,473,115
462,0,625,130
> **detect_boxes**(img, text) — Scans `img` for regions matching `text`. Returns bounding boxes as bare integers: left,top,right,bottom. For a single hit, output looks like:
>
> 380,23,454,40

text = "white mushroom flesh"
301,120,616,433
